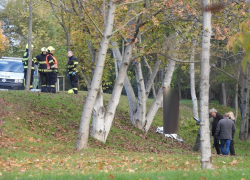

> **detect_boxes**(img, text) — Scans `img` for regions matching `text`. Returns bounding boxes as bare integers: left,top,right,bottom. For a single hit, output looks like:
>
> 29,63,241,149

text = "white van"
0,57,39,90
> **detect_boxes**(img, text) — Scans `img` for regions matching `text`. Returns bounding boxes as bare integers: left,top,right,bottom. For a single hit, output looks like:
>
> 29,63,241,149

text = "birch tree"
199,0,213,169
190,39,199,118
76,0,116,150
26,0,33,91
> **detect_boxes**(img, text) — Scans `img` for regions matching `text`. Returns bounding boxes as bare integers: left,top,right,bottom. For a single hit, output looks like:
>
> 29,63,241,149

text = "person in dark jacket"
67,51,79,94
46,46,58,93
228,111,236,155
192,119,201,151
33,47,48,92
215,113,236,155
209,108,223,155
22,44,34,90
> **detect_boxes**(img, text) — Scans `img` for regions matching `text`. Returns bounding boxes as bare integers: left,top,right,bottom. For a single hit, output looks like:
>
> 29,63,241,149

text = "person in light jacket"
228,111,236,155
215,113,236,155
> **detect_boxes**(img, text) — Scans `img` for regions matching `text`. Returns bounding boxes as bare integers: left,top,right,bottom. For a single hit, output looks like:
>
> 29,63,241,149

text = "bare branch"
158,52,200,63
210,64,238,81
117,0,144,7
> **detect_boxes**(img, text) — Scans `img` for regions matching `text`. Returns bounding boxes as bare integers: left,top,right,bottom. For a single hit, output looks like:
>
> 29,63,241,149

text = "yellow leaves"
28,137,35,142
151,16,159,26
240,22,249,33
0,21,9,52
228,159,238,166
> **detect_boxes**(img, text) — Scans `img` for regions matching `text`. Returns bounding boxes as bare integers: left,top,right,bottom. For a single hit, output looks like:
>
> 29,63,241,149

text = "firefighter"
33,47,48,92
67,51,78,94
22,44,34,90
46,46,58,93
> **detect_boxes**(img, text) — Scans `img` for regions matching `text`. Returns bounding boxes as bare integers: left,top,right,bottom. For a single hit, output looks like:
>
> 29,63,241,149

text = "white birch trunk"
26,0,32,91
240,65,250,140
235,63,241,120
76,0,115,150
132,61,147,129
222,83,227,107
144,59,176,132
113,49,119,78
144,33,180,132
104,44,133,141
90,87,105,142
145,57,161,99
199,0,213,169
190,40,199,118
240,71,247,140
111,41,137,121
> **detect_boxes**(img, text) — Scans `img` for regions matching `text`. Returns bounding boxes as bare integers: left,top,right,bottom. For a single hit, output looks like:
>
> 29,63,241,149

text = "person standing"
33,47,48,92
228,111,236,155
22,44,34,90
210,108,223,155
46,46,58,93
192,118,201,151
67,51,79,94
215,113,236,155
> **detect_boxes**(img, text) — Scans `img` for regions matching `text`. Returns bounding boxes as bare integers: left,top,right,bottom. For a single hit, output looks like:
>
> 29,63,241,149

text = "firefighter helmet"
47,46,55,53
41,47,47,52
26,44,34,49
68,89,74,94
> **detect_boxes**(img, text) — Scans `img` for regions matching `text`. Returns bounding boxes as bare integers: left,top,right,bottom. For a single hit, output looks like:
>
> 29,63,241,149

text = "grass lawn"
0,91,250,180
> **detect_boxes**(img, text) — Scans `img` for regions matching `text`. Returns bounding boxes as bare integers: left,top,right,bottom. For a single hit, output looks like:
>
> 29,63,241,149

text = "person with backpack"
33,47,48,92
46,46,58,93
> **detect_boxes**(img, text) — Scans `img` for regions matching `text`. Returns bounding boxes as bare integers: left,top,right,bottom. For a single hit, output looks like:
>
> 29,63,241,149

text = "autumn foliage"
0,22,9,52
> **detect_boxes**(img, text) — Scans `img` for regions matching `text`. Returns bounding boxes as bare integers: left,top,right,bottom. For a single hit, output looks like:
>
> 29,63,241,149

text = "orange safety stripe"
46,54,58,69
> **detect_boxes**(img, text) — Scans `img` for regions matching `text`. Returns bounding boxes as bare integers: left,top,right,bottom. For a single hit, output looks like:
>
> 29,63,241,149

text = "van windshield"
0,60,23,73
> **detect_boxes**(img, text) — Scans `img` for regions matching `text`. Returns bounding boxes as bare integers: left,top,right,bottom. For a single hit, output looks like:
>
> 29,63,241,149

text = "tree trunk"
111,41,137,121
199,0,213,169
240,65,250,141
145,56,161,99
190,39,199,118
222,82,227,107
26,0,32,91
132,61,147,129
235,63,241,120
104,44,133,141
90,86,106,142
144,33,180,132
76,0,115,150
112,48,119,78
178,67,182,100
144,32,180,132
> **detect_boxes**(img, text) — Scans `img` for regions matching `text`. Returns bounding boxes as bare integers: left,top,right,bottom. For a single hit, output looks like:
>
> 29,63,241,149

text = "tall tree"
25,0,33,91
199,0,213,169
75,0,116,150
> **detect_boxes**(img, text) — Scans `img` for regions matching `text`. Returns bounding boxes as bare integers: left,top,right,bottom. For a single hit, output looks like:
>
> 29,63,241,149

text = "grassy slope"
0,91,250,180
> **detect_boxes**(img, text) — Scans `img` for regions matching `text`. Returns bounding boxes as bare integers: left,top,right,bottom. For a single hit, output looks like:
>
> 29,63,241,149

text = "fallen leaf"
229,159,238,166
28,137,35,142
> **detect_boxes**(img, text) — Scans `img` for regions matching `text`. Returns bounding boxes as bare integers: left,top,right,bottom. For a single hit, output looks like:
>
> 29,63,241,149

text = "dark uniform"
33,51,48,92
46,52,58,93
192,120,201,151
67,55,79,94
22,49,34,89
212,112,223,155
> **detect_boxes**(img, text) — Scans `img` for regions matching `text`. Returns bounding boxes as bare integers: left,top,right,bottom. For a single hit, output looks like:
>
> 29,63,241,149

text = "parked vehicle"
0,57,39,90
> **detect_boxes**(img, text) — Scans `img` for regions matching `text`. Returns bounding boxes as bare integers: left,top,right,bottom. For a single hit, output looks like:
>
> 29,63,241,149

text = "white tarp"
156,127,184,142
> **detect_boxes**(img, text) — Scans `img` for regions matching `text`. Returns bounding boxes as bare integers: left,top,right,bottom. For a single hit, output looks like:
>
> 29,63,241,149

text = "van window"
0,61,23,73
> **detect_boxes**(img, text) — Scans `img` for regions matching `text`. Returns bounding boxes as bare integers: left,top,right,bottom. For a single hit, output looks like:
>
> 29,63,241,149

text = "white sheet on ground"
156,127,184,142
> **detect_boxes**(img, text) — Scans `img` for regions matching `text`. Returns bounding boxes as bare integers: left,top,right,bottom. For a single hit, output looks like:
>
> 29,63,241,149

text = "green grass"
0,91,250,179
